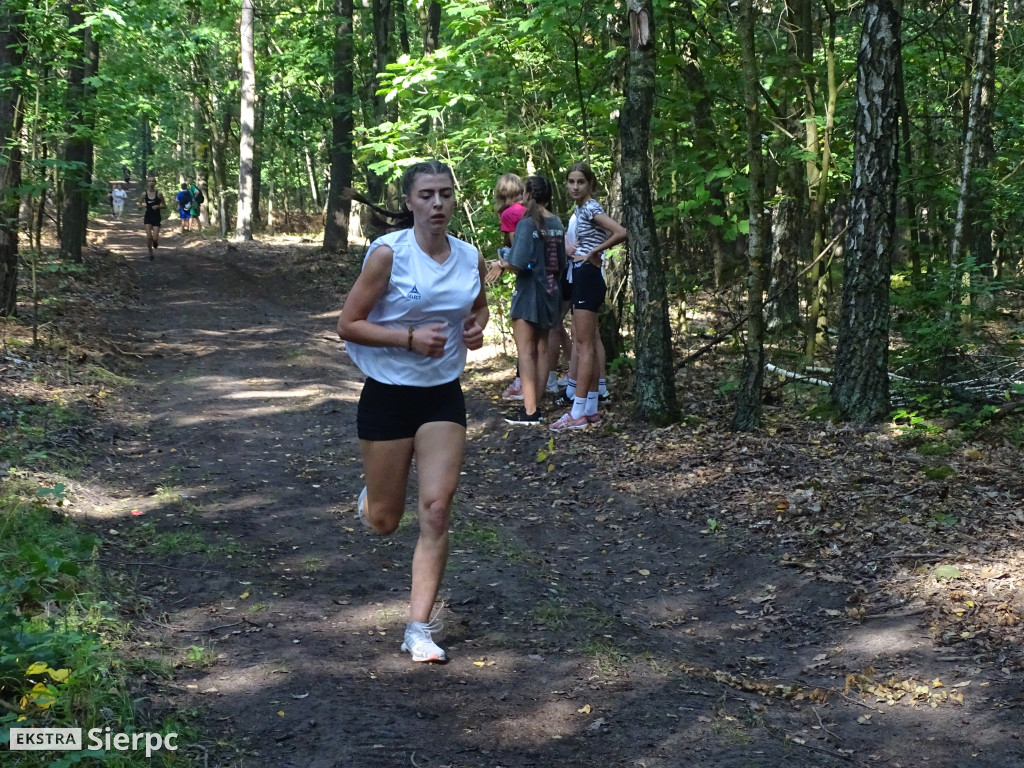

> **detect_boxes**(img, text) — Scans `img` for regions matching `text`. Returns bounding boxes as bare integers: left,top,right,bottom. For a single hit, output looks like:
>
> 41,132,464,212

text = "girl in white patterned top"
550,162,627,431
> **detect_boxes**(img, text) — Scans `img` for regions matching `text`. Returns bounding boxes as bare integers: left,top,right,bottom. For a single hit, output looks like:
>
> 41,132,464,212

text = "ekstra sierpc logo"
8,727,179,757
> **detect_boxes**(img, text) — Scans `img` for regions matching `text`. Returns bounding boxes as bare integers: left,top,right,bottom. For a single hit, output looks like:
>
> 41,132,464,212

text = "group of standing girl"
336,159,624,664
492,164,626,431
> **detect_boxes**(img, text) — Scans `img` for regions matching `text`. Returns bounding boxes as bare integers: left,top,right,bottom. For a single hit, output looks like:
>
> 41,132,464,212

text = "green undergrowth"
0,478,193,767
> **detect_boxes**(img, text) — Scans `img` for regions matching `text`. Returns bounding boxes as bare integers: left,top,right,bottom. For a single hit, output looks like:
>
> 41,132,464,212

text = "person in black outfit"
138,177,165,260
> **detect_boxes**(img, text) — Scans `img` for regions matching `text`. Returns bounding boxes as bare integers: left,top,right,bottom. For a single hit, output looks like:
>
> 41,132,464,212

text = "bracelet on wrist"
407,326,414,351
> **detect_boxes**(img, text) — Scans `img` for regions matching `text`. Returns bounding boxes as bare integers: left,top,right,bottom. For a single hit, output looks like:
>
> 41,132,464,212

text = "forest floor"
4,211,1024,768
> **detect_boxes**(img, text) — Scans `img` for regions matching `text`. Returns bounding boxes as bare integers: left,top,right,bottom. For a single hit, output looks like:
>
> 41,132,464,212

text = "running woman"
138,177,166,260
337,160,489,662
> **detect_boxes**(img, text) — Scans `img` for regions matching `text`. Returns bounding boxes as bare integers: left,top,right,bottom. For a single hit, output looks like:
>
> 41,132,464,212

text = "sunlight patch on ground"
841,619,928,657
223,386,327,400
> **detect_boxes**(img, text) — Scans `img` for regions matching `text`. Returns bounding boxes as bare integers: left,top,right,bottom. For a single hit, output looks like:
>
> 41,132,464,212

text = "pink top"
500,202,526,233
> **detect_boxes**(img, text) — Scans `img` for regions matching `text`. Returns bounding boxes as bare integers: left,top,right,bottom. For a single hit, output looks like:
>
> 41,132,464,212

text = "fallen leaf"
934,565,962,581
577,704,592,714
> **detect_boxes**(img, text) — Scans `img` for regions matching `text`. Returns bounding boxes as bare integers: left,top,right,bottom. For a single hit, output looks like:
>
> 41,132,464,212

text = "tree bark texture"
60,6,95,261
323,0,355,253
967,0,999,275
950,0,994,276
620,0,677,425
832,0,901,422
235,0,255,241
367,0,395,203
732,0,766,432
0,0,25,317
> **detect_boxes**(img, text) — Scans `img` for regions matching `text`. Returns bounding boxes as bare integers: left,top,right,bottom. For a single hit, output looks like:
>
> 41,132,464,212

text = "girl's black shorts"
570,261,606,312
357,377,466,441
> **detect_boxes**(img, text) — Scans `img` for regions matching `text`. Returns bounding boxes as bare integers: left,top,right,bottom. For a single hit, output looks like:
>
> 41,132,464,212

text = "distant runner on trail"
111,183,128,219
138,177,166,260
176,184,193,233
337,159,489,664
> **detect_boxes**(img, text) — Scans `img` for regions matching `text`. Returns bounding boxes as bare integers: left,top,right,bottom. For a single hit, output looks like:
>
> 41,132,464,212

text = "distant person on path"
485,173,527,402
176,184,193,233
189,183,203,229
496,176,566,425
337,160,488,663
122,166,131,185
138,177,166,260
111,183,128,219
549,162,627,432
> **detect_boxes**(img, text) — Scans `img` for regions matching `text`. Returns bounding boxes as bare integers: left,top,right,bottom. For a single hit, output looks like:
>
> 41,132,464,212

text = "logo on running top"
408,285,422,300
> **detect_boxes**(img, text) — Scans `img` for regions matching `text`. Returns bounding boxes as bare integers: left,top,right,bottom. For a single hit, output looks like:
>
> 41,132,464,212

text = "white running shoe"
356,486,369,528
401,606,446,662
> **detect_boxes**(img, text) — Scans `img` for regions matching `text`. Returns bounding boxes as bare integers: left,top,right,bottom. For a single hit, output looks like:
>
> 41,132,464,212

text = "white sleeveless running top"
345,228,480,387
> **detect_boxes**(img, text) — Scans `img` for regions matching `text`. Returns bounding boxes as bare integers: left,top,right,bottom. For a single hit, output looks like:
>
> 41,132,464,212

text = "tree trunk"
323,0,355,253
621,1,677,425
732,0,766,432
423,1,441,52
967,0,999,284
768,0,813,331
950,0,994,281
252,96,265,230
803,0,839,364
0,0,25,317
60,6,97,261
367,0,395,203
832,0,901,422
235,0,255,241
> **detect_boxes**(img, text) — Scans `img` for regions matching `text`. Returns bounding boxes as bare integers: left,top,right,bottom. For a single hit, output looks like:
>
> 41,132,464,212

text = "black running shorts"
570,261,606,312
357,377,467,441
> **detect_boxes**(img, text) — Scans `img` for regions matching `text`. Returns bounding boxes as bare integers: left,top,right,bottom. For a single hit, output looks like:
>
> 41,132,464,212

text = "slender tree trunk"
235,0,255,241
252,97,264,229
0,0,25,317
367,0,395,203
803,1,839,364
950,0,994,280
323,0,355,253
967,0,999,286
832,0,901,422
621,0,676,424
768,0,812,331
732,0,766,432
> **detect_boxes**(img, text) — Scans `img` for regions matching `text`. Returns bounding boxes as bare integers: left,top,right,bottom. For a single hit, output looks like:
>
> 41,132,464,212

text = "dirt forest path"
82,218,1024,768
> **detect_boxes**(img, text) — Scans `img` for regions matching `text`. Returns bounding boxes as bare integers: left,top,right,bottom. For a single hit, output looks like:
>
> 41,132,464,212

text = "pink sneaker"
585,412,602,424
549,412,588,432
501,377,524,400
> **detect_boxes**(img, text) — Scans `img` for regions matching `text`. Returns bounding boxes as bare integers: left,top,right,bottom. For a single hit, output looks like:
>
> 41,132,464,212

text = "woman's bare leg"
409,421,465,622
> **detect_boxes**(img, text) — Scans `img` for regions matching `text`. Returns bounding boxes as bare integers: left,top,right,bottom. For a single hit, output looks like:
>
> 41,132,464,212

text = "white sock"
598,378,608,396
566,378,577,398
571,396,587,419
547,371,557,388
585,392,599,416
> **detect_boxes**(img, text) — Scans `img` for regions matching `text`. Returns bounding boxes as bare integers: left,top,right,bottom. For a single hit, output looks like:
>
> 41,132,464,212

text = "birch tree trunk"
732,0,766,431
832,0,901,422
235,0,255,241
620,0,677,425
0,0,25,317
323,0,355,252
